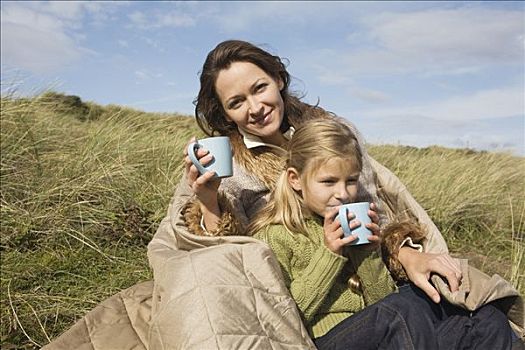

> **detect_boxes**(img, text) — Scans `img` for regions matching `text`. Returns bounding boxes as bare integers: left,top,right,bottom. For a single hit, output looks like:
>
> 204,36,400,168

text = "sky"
1,1,524,155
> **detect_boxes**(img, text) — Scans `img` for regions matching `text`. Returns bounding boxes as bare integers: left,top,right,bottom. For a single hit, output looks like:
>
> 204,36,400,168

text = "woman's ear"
222,111,233,123
278,78,285,91
287,168,302,191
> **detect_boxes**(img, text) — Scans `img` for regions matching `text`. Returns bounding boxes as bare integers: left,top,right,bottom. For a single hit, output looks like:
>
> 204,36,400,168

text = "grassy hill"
1,92,523,348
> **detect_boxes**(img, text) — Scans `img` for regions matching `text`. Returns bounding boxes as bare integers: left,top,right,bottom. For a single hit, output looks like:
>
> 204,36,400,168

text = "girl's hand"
184,137,221,207
363,202,381,249
323,207,359,255
398,248,462,303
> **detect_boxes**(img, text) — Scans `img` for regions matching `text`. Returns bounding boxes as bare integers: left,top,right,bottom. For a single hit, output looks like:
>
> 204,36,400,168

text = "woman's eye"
228,100,241,109
255,83,267,92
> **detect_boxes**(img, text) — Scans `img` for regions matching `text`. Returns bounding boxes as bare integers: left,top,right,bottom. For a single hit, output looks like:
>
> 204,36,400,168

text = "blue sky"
1,1,524,155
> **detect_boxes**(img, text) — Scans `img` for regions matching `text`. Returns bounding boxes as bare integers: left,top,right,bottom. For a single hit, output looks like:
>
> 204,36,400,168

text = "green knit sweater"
254,219,397,338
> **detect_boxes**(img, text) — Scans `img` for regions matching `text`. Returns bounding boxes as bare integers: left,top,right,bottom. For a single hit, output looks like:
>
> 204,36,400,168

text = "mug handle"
339,206,352,235
186,141,208,175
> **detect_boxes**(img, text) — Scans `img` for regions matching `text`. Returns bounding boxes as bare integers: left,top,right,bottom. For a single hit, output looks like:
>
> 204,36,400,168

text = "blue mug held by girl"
336,202,372,245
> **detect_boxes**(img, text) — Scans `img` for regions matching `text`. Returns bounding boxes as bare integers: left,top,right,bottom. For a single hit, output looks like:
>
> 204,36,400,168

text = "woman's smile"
252,110,273,126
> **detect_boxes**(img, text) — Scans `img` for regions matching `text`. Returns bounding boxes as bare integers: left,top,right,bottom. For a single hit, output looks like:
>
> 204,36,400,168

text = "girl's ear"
287,168,302,191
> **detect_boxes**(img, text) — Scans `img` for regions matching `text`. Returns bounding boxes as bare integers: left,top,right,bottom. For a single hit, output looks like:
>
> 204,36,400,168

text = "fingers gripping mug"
187,136,233,178
336,202,372,245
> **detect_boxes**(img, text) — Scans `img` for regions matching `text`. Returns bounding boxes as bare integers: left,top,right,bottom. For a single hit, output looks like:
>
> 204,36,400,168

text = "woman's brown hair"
194,40,320,136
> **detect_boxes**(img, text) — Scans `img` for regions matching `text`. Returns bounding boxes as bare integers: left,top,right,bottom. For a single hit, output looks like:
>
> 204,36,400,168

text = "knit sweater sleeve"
349,248,396,305
254,225,348,322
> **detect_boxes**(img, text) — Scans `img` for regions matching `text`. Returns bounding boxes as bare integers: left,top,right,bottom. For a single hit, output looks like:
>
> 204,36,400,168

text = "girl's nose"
335,185,350,202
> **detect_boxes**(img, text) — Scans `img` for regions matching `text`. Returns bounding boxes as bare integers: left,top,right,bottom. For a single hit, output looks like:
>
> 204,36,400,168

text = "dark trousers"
314,284,513,350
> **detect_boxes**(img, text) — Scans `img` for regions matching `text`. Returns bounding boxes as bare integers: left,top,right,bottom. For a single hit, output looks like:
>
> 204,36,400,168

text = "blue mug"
336,202,372,245
187,136,233,178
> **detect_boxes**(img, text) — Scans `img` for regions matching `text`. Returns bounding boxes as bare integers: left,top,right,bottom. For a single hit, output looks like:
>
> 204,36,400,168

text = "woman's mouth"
253,111,272,126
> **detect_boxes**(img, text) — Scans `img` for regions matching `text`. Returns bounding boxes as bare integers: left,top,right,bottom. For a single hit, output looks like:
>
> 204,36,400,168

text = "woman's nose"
247,97,263,117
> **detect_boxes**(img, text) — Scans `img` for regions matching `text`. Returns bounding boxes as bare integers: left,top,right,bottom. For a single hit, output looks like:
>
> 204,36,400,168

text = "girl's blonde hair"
249,118,363,235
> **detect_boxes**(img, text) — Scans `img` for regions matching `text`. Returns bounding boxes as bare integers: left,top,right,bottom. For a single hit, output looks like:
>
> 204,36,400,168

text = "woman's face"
215,61,285,145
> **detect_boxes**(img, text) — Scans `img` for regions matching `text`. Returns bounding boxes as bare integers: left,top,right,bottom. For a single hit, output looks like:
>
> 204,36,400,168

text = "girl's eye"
321,180,335,184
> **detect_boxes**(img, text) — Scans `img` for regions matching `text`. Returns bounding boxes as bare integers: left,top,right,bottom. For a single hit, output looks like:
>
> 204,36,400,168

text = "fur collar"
230,131,285,191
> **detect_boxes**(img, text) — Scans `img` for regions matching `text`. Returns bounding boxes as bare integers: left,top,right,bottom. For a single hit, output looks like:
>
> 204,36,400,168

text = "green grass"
1,92,523,348
371,145,524,286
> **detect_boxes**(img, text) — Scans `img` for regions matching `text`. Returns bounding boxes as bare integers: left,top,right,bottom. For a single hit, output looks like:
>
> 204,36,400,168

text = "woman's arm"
184,137,223,231
368,157,465,301
381,221,462,303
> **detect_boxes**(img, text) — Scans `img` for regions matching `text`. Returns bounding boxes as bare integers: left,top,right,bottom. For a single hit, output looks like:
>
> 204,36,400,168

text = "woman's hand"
323,207,358,255
184,137,222,231
184,137,221,207
398,248,462,303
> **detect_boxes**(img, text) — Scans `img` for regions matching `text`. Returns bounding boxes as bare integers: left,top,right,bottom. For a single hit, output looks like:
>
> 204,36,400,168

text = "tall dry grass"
1,92,523,348
370,145,525,290
1,92,204,348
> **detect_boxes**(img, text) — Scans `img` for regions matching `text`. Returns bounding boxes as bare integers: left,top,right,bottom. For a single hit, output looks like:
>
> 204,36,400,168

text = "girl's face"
215,61,285,145
288,157,360,218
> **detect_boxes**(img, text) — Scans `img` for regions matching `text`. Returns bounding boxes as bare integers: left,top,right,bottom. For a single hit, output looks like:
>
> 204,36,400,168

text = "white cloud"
361,85,524,122
350,88,390,104
365,7,525,69
128,9,196,29
128,11,147,27
191,2,350,33
0,2,109,74
366,8,524,66
131,92,195,105
134,69,163,81
118,40,129,48
28,1,85,21
1,5,84,73
157,12,195,27
355,114,524,155
308,7,524,81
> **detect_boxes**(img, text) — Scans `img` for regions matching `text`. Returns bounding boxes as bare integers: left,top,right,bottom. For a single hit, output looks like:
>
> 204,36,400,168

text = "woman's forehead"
215,62,271,98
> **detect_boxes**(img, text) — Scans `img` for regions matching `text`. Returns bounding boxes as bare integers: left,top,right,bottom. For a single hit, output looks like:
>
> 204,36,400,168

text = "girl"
249,118,513,349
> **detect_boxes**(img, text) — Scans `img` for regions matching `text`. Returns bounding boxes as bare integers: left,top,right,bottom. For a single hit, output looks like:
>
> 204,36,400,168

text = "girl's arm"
347,248,396,306
255,227,347,322
348,205,396,305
